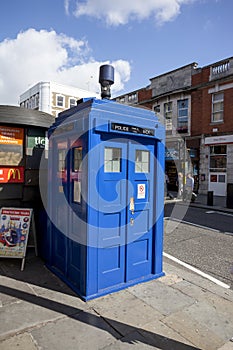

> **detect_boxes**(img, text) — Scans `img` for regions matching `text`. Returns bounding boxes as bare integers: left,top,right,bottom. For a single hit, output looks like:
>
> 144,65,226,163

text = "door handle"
130,197,135,215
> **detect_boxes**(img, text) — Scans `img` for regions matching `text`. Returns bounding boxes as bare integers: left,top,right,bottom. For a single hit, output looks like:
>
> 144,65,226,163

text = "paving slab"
31,309,120,350
29,284,89,312
0,298,64,340
89,290,162,336
0,333,38,350
159,273,184,286
140,319,196,348
183,300,233,340
0,275,36,306
101,330,161,349
163,298,233,350
163,260,233,303
102,328,200,350
217,341,233,350
128,279,195,316
163,309,223,350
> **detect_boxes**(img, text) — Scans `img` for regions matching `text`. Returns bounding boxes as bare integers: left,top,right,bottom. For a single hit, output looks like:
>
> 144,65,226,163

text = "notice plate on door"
137,184,146,199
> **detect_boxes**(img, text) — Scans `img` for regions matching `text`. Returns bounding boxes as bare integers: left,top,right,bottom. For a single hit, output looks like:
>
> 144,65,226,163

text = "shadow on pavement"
0,284,201,350
0,251,202,349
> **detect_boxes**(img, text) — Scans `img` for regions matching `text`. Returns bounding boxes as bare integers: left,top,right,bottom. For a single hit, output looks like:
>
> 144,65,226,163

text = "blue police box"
46,96,165,300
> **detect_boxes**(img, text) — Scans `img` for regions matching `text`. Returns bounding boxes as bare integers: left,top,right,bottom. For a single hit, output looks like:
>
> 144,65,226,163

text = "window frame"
211,92,224,123
69,97,76,108
135,150,150,173
209,145,227,172
177,99,188,132
104,147,122,173
164,101,173,130
56,94,65,108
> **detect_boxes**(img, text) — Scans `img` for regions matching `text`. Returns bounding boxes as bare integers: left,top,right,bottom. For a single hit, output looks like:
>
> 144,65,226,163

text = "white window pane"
135,150,149,173
104,147,121,172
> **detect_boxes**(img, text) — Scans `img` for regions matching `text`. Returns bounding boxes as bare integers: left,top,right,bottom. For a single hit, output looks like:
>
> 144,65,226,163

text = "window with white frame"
56,95,64,107
104,147,121,172
164,102,172,130
135,150,150,173
69,98,76,108
212,92,224,122
177,99,188,132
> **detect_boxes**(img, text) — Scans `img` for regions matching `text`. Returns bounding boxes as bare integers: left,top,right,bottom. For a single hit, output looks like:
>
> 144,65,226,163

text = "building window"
56,95,64,107
58,149,66,172
73,147,82,172
31,95,35,109
69,98,76,108
128,93,137,102
212,92,224,122
164,102,172,130
104,147,121,172
209,145,226,172
35,93,39,108
177,99,188,133
135,150,149,173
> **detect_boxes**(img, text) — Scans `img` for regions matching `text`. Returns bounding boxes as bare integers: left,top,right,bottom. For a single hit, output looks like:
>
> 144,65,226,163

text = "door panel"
209,172,227,196
97,138,155,289
97,140,127,289
126,142,154,281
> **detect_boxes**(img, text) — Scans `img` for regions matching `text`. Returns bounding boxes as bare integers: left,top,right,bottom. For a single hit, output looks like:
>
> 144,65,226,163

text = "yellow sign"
8,168,21,180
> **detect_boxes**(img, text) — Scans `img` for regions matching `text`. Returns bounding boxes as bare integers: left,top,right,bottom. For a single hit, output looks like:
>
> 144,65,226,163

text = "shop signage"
0,167,24,183
27,135,46,148
205,135,233,145
111,123,155,136
0,126,24,145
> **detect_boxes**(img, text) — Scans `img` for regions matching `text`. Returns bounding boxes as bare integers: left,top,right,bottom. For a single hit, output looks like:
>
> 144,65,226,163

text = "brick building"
115,56,233,196
191,57,233,195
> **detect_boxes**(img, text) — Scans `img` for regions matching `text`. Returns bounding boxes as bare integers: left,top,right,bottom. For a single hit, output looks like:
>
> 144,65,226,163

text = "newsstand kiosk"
46,68,165,300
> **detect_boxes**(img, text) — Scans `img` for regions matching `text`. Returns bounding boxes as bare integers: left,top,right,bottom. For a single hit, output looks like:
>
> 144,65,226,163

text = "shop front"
204,135,233,196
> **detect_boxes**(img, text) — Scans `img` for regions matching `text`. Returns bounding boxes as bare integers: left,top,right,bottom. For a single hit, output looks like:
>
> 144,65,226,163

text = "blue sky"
0,0,232,105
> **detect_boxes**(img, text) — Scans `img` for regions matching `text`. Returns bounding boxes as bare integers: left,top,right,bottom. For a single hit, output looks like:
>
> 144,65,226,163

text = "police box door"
97,137,155,290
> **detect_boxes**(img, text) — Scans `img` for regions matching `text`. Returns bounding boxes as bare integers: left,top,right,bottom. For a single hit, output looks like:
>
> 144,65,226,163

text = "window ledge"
210,121,224,125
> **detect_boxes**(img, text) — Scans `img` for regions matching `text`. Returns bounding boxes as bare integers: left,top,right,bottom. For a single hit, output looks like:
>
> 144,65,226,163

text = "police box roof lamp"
99,64,114,99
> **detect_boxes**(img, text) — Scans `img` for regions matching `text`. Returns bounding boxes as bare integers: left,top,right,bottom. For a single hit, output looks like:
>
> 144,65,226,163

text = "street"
164,202,233,289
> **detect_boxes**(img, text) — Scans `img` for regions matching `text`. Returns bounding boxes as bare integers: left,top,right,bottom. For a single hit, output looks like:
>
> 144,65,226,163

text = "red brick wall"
138,89,153,109
192,66,233,136
138,89,152,101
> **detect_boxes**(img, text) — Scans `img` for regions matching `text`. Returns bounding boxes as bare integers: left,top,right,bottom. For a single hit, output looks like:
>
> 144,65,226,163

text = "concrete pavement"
1,247,233,349
165,192,233,214
1,195,233,349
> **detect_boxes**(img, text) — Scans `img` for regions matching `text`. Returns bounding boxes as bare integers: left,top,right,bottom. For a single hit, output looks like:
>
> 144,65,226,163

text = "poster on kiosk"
0,208,34,270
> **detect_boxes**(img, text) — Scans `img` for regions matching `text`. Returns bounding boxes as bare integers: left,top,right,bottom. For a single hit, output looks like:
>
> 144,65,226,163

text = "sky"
0,0,232,105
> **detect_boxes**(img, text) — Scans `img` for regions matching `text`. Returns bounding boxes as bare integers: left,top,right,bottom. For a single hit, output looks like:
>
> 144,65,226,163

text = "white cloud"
70,0,196,26
0,28,131,105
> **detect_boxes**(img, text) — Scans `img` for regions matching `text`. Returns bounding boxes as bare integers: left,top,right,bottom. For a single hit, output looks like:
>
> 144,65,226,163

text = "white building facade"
19,81,100,117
